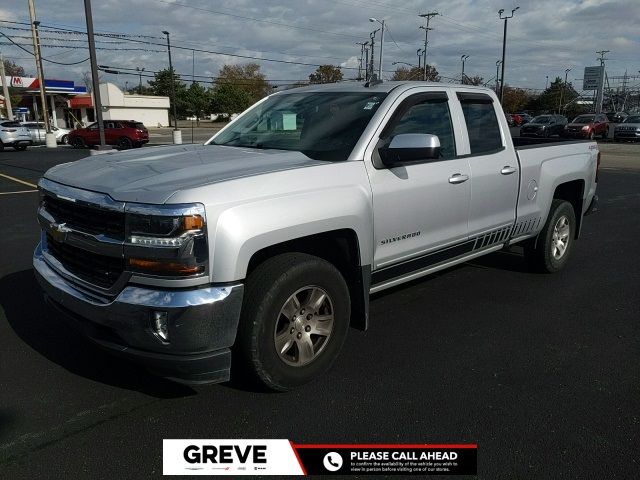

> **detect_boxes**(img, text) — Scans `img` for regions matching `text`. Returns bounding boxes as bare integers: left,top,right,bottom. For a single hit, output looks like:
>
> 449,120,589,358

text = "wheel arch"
245,229,371,331
553,179,585,238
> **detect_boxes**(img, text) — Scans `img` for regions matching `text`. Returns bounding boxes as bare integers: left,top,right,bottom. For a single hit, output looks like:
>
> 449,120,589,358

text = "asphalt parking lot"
0,141,638,478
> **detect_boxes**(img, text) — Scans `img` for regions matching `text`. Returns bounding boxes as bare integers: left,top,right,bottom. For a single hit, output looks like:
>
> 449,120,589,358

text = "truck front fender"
210,185,373,283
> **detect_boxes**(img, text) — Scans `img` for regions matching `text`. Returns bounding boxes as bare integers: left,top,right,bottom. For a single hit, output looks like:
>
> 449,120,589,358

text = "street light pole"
83,0,109,150
498,6,519,104
495,60,502,94
461,55,469,84
417,49,423,69
369,18,385,80
162,30,181,143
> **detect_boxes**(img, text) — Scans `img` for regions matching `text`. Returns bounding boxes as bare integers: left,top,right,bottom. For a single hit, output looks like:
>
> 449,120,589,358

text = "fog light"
152,311,169,342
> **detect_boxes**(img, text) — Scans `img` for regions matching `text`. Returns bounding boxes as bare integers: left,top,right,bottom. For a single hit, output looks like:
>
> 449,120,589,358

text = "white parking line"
0,172,38,189
0,189,38,195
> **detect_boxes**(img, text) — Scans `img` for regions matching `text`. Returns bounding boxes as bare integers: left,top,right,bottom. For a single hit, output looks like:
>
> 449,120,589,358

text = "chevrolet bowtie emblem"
50,222,72,242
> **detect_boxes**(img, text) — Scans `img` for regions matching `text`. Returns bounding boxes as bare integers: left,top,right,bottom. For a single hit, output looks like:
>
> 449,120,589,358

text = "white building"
99,83,170,127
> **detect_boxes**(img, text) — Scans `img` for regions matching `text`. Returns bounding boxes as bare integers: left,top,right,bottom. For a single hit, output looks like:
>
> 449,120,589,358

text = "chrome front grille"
45,233,124,288
38,178,126,292
42,193,125,239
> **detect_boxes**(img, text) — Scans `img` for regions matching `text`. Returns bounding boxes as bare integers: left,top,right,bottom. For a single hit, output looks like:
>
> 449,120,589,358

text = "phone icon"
323,452,343,471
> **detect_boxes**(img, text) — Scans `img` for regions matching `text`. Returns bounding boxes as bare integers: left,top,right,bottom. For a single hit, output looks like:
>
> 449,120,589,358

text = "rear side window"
458,93,503,155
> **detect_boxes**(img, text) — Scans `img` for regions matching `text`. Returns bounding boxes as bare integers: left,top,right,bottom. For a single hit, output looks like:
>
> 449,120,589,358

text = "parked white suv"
0,120,32,151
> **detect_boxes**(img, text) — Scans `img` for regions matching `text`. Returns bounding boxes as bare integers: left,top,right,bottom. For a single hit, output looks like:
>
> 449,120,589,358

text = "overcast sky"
1,0,638,92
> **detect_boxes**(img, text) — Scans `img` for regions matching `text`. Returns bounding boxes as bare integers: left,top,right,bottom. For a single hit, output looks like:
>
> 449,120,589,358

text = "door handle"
448,173,469,184
501,166,517,175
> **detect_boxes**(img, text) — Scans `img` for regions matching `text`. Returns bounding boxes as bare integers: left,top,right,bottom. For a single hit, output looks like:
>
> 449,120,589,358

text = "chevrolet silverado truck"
34,82,599,391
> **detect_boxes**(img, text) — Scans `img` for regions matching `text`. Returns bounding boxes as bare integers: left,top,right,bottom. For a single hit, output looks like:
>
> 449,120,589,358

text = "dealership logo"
183,444,267,465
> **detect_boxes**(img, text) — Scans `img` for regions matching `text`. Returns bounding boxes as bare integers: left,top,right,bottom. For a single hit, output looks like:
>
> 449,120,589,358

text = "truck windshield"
211,91,387,161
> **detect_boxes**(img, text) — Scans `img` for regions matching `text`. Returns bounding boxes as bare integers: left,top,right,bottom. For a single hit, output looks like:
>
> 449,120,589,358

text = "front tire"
525,199,576,273
71,137,85,148
236,253,351,391
60,134,69,145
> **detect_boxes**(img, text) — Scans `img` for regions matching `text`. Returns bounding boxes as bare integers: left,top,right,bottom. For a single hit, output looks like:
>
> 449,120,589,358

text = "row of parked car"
0,120,149,151
506,112,640,142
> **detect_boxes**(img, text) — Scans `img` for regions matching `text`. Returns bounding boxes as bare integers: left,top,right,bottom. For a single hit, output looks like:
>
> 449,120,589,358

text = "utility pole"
595,50,609,113
368,29,379,81
136,66,145,92
28,0,55,147
419,12,438,81
495,60,502,94
417,49,423,69
363,45,369,81
498,6,519,104
356,42,368,81
0,53,14,120
83,0,108,150
369,18,385,80
545,75,549,90
163,30,181,143
559,68,571,113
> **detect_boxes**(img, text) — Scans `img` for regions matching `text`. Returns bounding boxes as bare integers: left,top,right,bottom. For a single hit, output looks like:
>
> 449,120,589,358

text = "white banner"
163,439,305,476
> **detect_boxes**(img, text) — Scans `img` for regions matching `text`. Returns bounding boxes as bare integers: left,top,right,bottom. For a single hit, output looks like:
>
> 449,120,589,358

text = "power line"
36,23,362,71
0,30,90,65
151,0,365,39
0,21,351,63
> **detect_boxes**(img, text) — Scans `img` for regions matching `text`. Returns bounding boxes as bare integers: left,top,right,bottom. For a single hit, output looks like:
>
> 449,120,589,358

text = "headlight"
581,126,589,131
124,203,208,277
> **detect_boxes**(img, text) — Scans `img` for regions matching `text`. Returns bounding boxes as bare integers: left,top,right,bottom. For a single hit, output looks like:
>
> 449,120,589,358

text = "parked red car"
69,120,149,149
563,114,609,140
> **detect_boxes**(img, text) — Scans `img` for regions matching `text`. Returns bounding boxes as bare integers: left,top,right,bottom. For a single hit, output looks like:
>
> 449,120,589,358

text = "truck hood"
44,144,326,203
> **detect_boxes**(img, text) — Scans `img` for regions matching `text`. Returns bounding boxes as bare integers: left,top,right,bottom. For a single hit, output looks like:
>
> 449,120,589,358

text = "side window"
385,95,456,160
458,93,503,155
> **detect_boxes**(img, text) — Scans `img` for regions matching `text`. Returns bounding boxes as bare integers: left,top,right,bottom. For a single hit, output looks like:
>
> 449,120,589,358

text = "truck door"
455,92,519,240
364,90,471,283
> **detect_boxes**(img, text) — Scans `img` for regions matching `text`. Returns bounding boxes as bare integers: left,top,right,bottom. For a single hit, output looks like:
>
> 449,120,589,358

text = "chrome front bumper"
33,242,244,384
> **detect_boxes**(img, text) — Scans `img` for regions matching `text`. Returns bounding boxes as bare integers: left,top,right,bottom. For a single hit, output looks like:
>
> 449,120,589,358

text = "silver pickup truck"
34,82,599,390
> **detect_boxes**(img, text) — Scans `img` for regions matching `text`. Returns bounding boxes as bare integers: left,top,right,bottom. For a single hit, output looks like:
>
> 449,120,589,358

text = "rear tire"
235,253,350,391
117,137,132,150
525,199,576,273
60,134,69,145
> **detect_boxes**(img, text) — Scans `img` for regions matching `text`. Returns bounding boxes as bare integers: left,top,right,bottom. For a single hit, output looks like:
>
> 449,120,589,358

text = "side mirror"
379,133,441,166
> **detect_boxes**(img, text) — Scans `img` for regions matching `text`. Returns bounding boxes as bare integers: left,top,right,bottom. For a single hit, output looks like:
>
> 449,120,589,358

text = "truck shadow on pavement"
0,269,196,399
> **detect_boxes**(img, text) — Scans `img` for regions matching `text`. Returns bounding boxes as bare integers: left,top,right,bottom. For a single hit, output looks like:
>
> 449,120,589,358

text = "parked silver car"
21,122,71,144
613,114,640,142
0,120,32,151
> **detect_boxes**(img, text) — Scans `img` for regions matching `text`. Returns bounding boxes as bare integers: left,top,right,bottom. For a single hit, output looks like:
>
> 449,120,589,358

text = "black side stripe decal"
372,225,513,286
372,239,475,285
